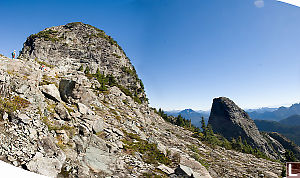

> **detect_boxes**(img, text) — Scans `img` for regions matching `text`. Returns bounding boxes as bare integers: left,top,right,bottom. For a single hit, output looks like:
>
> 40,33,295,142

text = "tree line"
156,108,295,162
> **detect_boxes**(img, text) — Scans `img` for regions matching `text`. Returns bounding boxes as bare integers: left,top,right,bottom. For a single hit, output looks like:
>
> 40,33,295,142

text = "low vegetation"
30,29,61,42
122,131,172,166
157,109,277,161
0,96,30,114
41,116,74,131
80,65,146,104
39,75,55,86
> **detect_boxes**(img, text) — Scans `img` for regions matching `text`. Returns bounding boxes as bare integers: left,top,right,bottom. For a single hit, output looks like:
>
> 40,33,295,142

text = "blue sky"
1,0,300,110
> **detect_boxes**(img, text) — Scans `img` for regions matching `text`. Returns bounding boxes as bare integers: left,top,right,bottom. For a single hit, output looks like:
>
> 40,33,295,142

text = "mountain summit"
208,97,300,160
20,22,147,104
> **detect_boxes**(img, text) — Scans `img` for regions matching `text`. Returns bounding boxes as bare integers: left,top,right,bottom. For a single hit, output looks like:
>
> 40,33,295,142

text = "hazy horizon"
163,101,297,112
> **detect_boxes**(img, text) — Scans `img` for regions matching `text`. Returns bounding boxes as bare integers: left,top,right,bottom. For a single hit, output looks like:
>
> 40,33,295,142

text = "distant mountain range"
279,115,300,126
165,103,300,145
165,103,300,127
245,107,278,113
248,103,300,121
254,116,300,146
165,109,209,128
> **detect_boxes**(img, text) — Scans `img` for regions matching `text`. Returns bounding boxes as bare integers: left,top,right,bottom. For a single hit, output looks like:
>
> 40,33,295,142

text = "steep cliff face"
208,97,285,159
20,22,147,104
0,23,284,178
208,97,268,145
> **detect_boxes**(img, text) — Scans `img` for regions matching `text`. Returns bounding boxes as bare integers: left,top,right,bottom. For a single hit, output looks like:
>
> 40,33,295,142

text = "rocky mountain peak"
20,22,147,104
208,97,281,159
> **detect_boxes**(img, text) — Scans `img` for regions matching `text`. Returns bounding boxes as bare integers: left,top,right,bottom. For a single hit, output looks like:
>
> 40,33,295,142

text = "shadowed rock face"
208,97,278,158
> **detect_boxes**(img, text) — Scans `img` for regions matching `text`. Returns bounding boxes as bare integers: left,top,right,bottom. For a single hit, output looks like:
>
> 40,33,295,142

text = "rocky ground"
0,22,285,178
0,55,283,178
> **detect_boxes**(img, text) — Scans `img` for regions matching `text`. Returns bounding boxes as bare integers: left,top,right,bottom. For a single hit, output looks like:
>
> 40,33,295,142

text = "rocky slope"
20,22,147,104
208,97,300,160
0,23,284,178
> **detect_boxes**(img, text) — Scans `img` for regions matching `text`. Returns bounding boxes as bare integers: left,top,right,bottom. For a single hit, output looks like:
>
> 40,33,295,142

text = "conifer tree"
201,117,206,133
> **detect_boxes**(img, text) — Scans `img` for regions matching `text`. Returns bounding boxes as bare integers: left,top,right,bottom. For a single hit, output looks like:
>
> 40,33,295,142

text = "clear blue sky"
1,0,300,110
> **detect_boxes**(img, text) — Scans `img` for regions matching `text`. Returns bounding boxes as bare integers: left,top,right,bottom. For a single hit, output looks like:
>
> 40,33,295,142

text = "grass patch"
41,116,74,131
39,75,55,86
188,144,210,168
0,96,30,114
122,131,171,166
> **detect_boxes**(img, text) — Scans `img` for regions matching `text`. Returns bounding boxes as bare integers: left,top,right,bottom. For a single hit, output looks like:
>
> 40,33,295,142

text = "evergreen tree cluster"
199,117,270,159
157,109,272,160
285,149,296,162
78,65,145,104
157,109,200,132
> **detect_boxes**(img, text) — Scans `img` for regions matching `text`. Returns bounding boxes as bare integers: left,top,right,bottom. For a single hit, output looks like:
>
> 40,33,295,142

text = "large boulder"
27,152,63,178
40,84,61,102
59,79,76,103
54,103,71,121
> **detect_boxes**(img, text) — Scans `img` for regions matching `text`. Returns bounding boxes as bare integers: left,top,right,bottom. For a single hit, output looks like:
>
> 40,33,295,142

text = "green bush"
285,149,297,162
118,85,132,97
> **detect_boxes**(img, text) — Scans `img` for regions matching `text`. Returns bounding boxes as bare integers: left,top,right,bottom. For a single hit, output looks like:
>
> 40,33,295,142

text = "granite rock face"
208,97,295,160
208,97,264,144
20,22,147,104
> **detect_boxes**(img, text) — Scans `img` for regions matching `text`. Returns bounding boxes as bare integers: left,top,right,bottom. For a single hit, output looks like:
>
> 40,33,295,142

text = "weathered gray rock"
77,103,94,115
40,84,61,102
16,84,30,95
83,146,116,174
208,97,278,159
27,152,62,178
157,164,174,175
92,118,104,133
55,103,71,121
17,114,32,124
